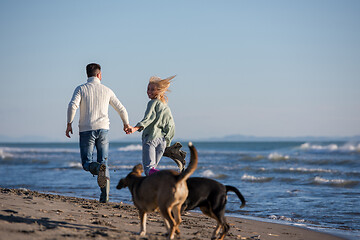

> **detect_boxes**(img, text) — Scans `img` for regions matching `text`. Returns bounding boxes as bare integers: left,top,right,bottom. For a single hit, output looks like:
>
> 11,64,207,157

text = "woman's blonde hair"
149,75,176,103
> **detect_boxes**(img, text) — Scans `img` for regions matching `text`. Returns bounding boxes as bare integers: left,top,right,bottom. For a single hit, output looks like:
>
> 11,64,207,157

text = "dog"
116,142,198,239
182,177,246,240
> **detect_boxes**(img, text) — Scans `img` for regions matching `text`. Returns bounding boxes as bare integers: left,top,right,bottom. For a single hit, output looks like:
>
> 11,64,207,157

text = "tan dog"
116,142,198,239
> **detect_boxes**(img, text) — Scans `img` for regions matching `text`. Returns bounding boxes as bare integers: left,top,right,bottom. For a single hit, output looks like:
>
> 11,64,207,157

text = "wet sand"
0,188,346,240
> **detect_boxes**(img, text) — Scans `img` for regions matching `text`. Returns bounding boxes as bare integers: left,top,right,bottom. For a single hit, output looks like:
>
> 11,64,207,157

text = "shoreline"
0,187,349,240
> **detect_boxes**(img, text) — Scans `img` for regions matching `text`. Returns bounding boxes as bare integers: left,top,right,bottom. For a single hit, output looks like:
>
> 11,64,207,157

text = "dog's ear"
116,178,128,189
132,164,143,176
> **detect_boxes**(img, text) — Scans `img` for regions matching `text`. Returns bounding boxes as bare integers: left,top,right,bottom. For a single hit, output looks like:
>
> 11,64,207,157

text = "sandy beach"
0,188,347,240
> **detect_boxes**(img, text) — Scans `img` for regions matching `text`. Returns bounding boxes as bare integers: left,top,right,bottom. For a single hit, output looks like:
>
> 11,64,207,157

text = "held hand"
123,124,130,133
124,124,133,134
126,127,135,134
128,126,141,134
65,123,73,138
124,126,140,134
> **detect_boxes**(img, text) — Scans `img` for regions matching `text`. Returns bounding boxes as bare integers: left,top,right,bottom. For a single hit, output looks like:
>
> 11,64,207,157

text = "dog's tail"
178,142,198,182
226,185,246,208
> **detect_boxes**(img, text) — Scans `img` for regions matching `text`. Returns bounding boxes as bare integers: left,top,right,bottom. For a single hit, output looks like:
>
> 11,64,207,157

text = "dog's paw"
139,231,146,236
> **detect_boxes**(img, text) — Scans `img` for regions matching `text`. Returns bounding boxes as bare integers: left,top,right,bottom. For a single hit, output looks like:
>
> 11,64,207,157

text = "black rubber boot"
89,162,100,175
163,142,186,172
89,162,108,188
97,164,108,188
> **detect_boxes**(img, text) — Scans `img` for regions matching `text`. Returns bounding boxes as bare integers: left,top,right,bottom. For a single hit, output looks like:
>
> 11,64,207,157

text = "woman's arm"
135,100,157,131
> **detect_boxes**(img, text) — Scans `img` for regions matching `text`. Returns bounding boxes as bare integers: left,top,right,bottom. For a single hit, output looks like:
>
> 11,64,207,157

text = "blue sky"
0,0,359,141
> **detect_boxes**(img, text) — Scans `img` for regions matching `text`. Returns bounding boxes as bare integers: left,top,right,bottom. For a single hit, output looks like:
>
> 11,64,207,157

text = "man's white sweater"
67,77,129,132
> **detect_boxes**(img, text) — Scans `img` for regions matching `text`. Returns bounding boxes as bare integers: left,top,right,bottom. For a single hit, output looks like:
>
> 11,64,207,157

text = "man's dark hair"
86,63,101,77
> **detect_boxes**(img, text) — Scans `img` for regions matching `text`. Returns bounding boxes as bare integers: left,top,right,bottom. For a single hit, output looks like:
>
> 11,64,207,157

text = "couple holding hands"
66,63,185,203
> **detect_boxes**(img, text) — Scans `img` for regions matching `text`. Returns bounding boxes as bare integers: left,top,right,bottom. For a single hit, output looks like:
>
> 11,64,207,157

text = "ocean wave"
200,170,228,179
0,149,14,159
68,162,82,169
54,162,83,171
279,177,299,183
111,164,179,171
303,158,356,166
313,176,359,188
241,166,334,176
241,174,273,183
286,189,301,194
0,146,79,155
268,152,290,161
157,165,178,170
0,147,77,163
300,142,360,152
269,214,294,222
269,215,310,225
239,154,265,161
280,167,335,174
241,166,335,175
111,165,140,170
117,144,142,152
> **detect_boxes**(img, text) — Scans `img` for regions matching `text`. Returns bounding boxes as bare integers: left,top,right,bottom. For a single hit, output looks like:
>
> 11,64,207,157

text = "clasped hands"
123,124,139,135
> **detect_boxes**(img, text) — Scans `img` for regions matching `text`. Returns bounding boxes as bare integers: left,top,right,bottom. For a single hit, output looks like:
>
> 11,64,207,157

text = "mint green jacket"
135,99,175,147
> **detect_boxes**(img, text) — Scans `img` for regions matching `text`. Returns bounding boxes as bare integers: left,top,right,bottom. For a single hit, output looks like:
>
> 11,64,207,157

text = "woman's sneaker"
97,164,108,188
163,142,186,172
173,155,186,173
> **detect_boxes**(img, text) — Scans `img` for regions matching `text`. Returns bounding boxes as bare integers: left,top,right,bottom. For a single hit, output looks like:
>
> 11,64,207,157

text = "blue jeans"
79,129,110,179
142,137,167,176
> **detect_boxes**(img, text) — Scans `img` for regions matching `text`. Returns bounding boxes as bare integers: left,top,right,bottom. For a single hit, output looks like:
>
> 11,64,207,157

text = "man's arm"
109,92,129,126
65,123,73,138
66,87,81,138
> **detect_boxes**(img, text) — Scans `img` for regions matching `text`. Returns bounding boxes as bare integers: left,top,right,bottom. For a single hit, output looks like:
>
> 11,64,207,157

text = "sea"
0,141,359,239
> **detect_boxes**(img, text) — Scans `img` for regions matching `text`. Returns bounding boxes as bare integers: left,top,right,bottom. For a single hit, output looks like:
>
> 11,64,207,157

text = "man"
66,63,130,203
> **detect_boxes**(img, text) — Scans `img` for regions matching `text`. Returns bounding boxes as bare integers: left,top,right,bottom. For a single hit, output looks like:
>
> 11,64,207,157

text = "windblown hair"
149,75,176,103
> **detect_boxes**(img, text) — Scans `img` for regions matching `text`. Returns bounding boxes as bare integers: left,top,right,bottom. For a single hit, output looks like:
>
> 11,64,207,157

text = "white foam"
300,142,360,152
269,215,307,224
313,176,359,187
0,148,14,159
269,215,293,222
241,174,273,182
111,164,177,171
286,167,334,173
286,189,301,194
201,170,216,178
0,146,79,154
117,144,142,152
268,152,290,160
314,176,345,184
157,165,177,170
68,162,82,168
339,142,360,152
111,165,138,170
300,143,338,151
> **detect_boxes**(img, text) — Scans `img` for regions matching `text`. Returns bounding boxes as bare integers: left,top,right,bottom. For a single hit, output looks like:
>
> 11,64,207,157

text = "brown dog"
116,142,198,239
